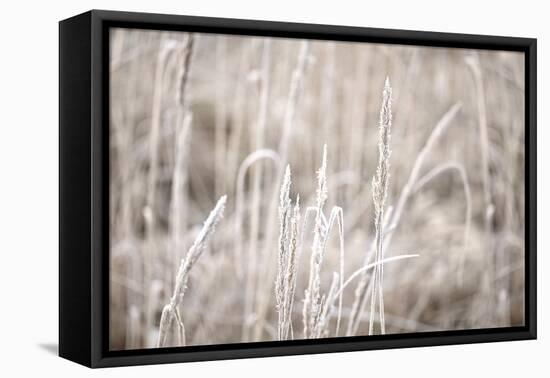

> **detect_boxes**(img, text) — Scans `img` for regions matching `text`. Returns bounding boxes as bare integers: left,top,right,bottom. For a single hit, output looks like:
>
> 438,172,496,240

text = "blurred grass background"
109,28,525,350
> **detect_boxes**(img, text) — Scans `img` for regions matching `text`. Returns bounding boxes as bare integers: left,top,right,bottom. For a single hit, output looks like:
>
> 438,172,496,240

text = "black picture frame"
59,9,537,368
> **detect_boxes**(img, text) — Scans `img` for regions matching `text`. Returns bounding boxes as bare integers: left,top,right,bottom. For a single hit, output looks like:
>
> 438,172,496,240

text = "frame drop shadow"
38,343,59,355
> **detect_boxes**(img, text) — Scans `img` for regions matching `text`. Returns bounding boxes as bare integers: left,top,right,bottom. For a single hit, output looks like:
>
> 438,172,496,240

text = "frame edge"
59,11,94,368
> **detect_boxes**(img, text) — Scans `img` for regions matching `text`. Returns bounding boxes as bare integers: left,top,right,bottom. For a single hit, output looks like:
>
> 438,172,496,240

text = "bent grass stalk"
332,254,419,307
412,161,472,283
158,195,227,347
384,102,462,252
235,149,281,340
245,40,272,342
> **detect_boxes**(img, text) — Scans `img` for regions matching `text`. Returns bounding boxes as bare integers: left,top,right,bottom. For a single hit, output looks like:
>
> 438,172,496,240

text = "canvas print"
109,27,525,350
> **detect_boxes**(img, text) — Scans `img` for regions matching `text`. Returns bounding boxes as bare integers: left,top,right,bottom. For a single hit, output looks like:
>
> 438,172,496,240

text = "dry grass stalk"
243,40,272,341
144,40,175,237
275,166,301,340
316,272,340,338
146,35,194,229
412,161,472,282
346,208,393,336
369,77,393,335
351,101,462,336
234,149,281,341
235,149,281,278
303,145,328,338
142,39,181,346
322,253,420,335
226,41,254,186
465,54,493,223
170,112,193,270
215,37,228,198
348,102,461,336
278,40,311,163
170,34,196,265
301,145,346,339
158,195,227,347
384,102,462,251
349,102,461,336
166,34,195,310
337,254,419,300
326,206,345,336
176,34,195,108
302,144,344,338
275,166,292,338
252,40,311,341
345,78,393,336
465,53,497,318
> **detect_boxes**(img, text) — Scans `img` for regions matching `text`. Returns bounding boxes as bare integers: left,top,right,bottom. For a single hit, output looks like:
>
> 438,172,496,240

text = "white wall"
0,0,545,376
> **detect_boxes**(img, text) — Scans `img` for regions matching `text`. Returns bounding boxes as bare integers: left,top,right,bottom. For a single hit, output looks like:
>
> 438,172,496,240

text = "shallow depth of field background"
109,27,525,350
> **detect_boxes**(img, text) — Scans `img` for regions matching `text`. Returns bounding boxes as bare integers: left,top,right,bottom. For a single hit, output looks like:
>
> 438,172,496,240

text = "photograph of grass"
109,27,525,351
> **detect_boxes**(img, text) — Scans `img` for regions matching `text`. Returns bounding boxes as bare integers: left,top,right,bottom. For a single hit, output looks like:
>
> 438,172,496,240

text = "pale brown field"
109,28,525,350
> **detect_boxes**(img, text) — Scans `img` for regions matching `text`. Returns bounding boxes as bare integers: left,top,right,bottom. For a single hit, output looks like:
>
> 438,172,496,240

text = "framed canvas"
59,10,537,368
